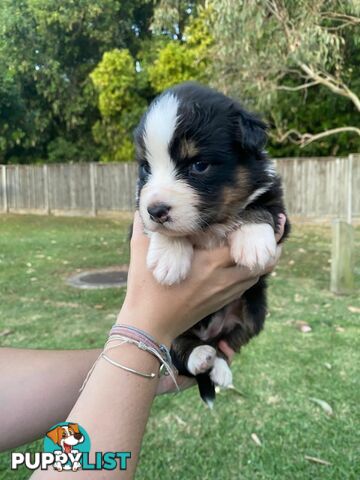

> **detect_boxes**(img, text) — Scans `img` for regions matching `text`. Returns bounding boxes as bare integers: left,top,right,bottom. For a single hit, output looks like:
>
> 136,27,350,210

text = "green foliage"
90,49,147,162
0,0,152,163
0,0,359,163
148,5,213,92
211,0,360,156
89,3,214,161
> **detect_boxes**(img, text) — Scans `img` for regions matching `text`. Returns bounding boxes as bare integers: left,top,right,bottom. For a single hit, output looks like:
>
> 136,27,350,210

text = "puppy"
135,82,290,406
46,423,84,471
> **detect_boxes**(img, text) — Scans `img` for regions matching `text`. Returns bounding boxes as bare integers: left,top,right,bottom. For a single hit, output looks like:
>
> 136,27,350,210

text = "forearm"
31,335,161,479
0,347,100,451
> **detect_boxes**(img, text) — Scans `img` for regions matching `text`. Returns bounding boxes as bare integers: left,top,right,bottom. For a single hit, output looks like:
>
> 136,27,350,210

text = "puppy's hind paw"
210,357,233,388
187,345,217,375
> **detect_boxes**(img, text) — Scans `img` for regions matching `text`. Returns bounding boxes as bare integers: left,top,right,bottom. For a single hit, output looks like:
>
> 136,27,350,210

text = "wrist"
116,304,174,349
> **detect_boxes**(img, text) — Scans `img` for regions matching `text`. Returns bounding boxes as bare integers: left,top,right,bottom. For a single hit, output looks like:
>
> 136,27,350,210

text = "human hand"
118,213,286,348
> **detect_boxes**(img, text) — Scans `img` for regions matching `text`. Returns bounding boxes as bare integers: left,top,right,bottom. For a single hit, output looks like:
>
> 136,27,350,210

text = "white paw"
147,233,193,285
210,357,233,387
187,345,217,375
229,223,276,271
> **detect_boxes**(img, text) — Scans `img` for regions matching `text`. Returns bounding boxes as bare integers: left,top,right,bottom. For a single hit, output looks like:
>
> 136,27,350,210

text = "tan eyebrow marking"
180,139,199,159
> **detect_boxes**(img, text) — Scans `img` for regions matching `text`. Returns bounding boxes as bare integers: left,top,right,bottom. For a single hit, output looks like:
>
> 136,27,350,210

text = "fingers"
132,211,144,238
218,340,235,364
156,374,196,395
275,214,286,243
130,211,149,248
194,244,235,269
263,244,282,274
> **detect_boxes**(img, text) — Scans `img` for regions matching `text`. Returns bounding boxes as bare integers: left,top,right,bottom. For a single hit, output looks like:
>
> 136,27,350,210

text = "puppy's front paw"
229,223,276,271
210,357,233,388
147,233,193,285
187,345,217,375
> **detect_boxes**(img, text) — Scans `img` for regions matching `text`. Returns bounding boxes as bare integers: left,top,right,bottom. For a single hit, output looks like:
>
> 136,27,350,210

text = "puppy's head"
46,423,84,453
135,82,271,236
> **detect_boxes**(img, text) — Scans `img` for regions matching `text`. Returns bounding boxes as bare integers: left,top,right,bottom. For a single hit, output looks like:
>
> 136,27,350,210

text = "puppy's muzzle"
147,203,171,224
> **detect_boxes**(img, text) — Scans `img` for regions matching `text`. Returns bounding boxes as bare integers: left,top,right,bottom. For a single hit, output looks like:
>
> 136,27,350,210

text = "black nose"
74,433,83,440
147,203,171,223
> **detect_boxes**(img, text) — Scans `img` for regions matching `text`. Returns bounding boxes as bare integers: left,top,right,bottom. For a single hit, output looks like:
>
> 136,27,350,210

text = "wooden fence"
0,155,359,219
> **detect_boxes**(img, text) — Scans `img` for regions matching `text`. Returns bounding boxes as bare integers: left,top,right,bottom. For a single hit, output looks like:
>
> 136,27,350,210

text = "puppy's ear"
46,426,61,445
236,109,268,152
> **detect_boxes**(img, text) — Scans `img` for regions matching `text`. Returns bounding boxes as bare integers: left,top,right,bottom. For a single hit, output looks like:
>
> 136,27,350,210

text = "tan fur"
180,139,199,159
218,166,252,222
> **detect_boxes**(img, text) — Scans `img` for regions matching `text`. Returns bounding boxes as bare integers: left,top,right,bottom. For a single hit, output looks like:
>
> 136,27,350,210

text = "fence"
0,155,359,219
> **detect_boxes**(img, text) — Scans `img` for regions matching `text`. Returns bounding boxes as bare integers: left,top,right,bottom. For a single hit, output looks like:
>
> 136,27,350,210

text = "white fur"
210,357,233,387
147,232,193,285
229,223,277,271
265,160,277,178
140,179,200,234
187,345,217,375
140,93,200,234
143,93,179,166
242,183,272,209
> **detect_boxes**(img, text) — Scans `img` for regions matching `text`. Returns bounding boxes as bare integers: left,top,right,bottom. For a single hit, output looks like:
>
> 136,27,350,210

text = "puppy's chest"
192,300,244,341
189,222,239,249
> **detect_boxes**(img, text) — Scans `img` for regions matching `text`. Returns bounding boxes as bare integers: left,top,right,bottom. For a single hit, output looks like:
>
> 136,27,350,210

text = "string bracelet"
110,324,173,367
80,324,179,392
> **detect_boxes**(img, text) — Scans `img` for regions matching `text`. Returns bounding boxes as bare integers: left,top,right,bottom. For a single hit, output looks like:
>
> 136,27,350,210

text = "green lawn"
0,214,359,480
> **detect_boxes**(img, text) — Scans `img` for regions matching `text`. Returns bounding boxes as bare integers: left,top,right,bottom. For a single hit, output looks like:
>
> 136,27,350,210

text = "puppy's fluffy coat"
135,82,290,405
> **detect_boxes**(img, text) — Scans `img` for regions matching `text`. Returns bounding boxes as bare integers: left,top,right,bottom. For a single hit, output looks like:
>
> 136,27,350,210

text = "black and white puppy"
135,82,290,406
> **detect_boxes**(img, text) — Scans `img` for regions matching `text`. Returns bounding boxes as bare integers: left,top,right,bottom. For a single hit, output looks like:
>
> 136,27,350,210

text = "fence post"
347,154,353,224
330,220,354,295
2,165,8,213
90,163,97,216
43,164,50,214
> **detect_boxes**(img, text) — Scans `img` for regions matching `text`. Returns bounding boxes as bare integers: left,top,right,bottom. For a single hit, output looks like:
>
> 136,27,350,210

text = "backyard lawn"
0,214,359,480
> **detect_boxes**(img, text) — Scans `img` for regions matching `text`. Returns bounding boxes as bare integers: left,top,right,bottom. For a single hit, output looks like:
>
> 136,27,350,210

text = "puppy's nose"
147,203,171,223
74,433,83,440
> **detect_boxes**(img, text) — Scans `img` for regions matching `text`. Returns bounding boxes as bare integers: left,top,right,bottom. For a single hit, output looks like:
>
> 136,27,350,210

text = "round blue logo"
44,422,91,471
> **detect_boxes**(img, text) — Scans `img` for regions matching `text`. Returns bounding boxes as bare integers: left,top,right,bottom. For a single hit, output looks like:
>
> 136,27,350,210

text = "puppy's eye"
140,162,151,175
190,161,210,174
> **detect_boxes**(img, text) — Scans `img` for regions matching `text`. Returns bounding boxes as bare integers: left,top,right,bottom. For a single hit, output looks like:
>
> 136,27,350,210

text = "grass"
0,214,359,480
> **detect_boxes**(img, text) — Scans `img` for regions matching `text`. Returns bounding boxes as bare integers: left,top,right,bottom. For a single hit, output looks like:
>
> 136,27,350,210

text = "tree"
90,49,147,162
148,4,213,93
211,0,360,155
0,0,153,163
89,1,214,161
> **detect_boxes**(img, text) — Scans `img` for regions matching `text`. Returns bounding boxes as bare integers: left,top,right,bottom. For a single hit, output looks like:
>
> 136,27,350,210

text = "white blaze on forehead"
139,92,200,234
143,93,179,169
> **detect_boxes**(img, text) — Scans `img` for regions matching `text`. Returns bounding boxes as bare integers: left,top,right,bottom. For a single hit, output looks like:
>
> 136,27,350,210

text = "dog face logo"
45,423,87,471
46,423,84,454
